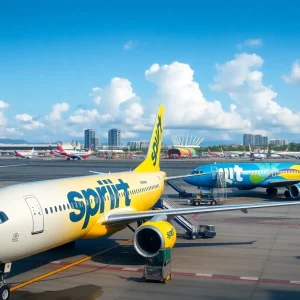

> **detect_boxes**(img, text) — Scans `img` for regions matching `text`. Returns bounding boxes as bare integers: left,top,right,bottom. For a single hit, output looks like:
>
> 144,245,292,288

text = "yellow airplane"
0,104,300,299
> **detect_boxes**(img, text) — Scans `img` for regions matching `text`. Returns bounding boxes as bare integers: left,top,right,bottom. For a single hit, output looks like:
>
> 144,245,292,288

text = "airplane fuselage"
0,171,165,263
184,162,300,189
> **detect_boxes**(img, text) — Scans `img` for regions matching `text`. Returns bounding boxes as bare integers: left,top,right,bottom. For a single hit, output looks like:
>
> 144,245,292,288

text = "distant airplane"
1,105,300,299
56,143,94,160
184,162,300,198
276,148,300,159
207,148,225,158
14,148,35,159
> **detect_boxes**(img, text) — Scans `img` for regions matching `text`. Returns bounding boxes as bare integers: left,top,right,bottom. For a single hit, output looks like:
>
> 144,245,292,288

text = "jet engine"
133,220,176,257
289,184,300,199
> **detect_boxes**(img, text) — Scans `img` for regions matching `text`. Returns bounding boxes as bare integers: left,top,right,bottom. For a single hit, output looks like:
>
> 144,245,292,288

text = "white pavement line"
51,261,62,264
290,281,300,284
240,277,259,281
123,267,139,271
195,273,213,277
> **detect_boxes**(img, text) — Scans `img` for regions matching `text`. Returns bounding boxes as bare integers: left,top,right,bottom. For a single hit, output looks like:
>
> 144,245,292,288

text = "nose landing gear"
0,263,11,300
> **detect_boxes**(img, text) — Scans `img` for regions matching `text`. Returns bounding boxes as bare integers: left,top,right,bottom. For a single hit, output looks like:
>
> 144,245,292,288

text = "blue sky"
1,0,300,145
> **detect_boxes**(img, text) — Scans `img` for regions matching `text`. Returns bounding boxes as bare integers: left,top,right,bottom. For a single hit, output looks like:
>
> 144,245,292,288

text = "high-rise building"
262,136,268,146
84,129,95,149
243,134,254,146
254,135,268,146
108,128,121,146
270,139,287,146
243,134,268,146
92,137,100,148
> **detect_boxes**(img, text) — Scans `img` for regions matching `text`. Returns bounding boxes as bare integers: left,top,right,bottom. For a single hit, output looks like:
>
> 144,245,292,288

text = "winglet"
134,105,164,172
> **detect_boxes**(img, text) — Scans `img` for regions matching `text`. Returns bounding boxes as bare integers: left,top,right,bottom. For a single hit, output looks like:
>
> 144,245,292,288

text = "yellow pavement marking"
11,239,132,292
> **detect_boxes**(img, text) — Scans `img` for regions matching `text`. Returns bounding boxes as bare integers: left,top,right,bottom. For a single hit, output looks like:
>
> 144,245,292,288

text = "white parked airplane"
1,105,300,299
277,149,300,159
14,148,35,159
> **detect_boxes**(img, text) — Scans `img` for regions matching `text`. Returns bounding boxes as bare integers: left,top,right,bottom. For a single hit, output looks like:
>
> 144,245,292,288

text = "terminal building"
0,142,80,154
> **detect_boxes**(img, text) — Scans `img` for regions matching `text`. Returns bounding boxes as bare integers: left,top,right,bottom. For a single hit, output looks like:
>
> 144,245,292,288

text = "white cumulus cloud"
15,113,44,130
282,60,300,86
210,53,300,133
0,100,9,109
145,61,250,130
68,109,113,124
46,102,70,122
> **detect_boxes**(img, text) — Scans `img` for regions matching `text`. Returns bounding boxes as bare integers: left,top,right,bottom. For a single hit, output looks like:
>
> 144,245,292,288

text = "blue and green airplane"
184,162,300,198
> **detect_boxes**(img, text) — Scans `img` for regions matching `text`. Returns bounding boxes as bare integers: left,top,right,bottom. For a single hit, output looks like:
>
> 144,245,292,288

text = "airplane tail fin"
88,144,94,153
134,105,164,172
57,143,66,153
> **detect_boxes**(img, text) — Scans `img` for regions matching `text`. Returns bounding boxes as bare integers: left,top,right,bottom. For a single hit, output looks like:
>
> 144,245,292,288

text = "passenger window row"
129,184,159,195
45,203,70,214
44,184,160,215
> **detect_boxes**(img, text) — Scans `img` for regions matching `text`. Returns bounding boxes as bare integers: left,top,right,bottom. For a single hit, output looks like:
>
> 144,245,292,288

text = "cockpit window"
191,170,203,174
0,212,8,224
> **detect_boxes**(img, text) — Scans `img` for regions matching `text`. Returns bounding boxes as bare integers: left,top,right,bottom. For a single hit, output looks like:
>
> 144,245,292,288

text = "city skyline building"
243,134,268,146
84,129,95,149
108,128,121,146
243,134,254,146
270,139,288,146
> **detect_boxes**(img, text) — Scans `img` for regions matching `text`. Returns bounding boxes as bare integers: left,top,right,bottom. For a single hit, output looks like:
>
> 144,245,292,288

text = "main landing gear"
0,263,11,300
266,187,278,196
284,190,291,198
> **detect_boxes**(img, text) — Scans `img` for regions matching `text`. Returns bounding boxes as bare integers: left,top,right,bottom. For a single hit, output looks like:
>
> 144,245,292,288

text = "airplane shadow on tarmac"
8,234,257,282
8,237,127,280
10,284,103,300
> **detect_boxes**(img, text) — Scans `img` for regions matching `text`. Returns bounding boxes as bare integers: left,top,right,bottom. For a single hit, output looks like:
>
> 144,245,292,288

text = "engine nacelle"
133,220,176,257
289,184,300,198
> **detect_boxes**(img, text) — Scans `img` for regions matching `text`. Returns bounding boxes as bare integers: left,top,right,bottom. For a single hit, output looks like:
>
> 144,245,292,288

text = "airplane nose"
183,176,194,185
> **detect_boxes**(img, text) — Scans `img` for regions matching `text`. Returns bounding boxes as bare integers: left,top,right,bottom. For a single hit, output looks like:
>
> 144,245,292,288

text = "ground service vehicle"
198,225,216,238
143,248,172,283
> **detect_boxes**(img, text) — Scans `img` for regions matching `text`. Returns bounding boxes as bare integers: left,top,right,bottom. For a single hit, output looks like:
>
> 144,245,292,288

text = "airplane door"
25,196,44,235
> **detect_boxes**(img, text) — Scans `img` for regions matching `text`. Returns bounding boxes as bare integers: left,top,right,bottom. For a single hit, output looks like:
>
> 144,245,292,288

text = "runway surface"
1,158,300,299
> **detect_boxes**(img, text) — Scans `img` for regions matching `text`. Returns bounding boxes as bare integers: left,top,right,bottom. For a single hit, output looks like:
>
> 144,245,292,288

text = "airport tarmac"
1,159,300,299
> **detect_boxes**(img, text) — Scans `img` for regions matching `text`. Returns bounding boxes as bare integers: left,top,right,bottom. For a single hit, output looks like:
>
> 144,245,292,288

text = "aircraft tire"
191,233,197,240
0,285,10,300
284,190,291,198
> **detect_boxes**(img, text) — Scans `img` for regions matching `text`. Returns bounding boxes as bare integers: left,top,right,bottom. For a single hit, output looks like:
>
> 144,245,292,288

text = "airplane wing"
89,171,109,174
165,172,211,181
267,180,300,187
102,201,300,226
